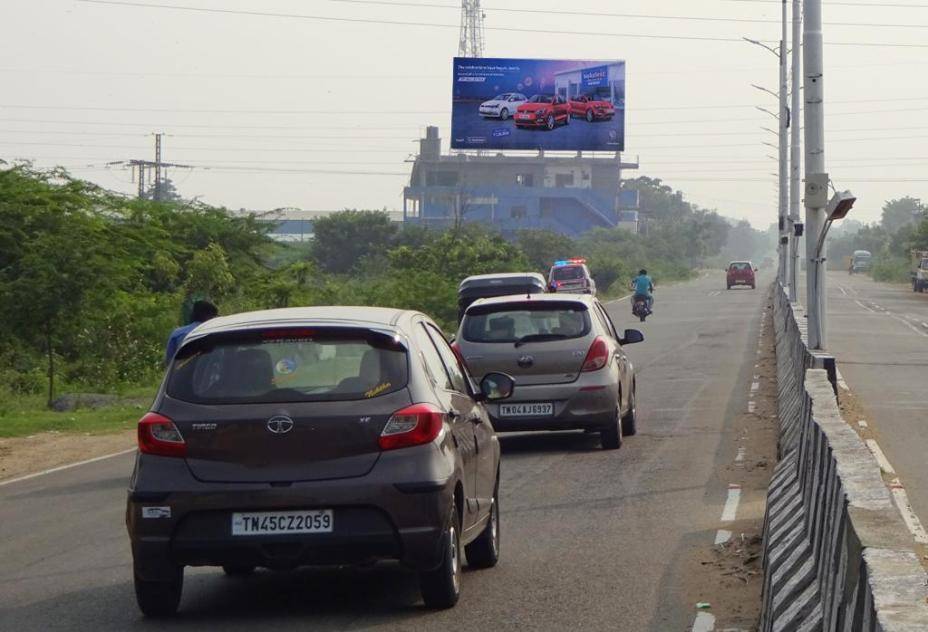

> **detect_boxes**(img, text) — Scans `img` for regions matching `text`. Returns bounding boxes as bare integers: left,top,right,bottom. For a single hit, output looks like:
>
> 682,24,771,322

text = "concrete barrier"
760,287,928,631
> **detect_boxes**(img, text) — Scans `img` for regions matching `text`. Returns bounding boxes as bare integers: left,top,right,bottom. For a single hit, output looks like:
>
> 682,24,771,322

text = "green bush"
871,257,911,283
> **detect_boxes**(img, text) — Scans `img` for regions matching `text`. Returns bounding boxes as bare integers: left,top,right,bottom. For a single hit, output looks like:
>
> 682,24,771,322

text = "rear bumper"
127,451,455,578
485,379,617,432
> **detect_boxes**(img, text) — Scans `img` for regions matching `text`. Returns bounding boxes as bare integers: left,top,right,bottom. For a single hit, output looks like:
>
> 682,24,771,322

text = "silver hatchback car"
452,294,643,449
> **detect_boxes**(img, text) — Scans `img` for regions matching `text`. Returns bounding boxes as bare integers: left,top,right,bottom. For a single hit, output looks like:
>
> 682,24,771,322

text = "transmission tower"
458,0,485,57
107,133,192,200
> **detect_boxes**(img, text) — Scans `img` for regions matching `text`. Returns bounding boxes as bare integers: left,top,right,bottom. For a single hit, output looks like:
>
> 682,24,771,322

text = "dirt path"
0,430,135,483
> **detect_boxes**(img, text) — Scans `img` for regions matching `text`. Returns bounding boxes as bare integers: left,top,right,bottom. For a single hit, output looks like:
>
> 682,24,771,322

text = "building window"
516,173,534,187
510,206,527,219
555,173,574,188
426,171,459,186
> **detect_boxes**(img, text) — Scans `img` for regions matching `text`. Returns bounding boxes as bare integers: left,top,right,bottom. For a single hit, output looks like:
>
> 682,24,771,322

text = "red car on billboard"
515,95,571,130
569,95,615,122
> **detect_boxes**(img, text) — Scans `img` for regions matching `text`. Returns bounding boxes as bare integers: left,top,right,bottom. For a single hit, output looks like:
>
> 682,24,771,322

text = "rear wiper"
514,333,568,348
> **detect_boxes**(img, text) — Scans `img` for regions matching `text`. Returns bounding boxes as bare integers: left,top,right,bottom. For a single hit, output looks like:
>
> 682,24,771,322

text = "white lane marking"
735,447,746,462
855,300,877,314
838,285,848,296
721,485,742,522
865,440,896,475
0,448,136,487
751,381,760,392
748,401,756,414
714,529,732,545
858,420,869,429
605,293,633,305
889,479,928,545
692,611,716,632
890,314,928,338
836,370,850,392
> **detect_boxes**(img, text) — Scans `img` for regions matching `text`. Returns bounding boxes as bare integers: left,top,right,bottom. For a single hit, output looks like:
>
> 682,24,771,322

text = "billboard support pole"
788,0,801,302
778,0,789,289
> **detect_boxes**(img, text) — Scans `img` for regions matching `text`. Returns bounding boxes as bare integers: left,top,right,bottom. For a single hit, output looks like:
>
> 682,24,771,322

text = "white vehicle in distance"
479,93,528,120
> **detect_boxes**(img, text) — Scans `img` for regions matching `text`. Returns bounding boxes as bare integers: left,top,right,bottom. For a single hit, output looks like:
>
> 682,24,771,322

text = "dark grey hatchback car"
126,306,514,617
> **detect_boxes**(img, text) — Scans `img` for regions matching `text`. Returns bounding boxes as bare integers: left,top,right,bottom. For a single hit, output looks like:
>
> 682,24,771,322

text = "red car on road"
569,95,615,122
515,95,571,130
726,261,757,290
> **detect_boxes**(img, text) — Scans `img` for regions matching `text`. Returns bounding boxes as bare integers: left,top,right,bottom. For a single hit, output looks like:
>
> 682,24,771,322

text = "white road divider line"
865,440,896,475
721,484,742,523
855,300,877,314
858,420,869,429
692,611,716,632
735,447,745,463
836,370,850,392
606,293,633,305
0,447,136,487
889,479,928,545
751,381,760,392
748,401,756,414
714,529,732,545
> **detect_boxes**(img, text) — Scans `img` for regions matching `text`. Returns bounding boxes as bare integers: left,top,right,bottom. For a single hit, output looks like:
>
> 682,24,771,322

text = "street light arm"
743,36,780,57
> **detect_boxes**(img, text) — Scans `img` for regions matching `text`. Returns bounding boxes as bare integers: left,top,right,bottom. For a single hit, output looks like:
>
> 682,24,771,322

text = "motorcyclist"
630,269,654,313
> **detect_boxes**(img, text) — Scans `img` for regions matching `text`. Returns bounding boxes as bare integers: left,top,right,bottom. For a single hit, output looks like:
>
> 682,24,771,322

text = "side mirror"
478,372,515,401
620,329,644,346
754,267,759,272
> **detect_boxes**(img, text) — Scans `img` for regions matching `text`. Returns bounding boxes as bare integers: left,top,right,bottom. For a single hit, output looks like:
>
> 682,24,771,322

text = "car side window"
590,304,612,338
423,324,469,394
596,303,620,340
414,324,453,391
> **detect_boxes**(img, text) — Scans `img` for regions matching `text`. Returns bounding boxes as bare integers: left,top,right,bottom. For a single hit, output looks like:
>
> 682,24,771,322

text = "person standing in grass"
164,300,218,365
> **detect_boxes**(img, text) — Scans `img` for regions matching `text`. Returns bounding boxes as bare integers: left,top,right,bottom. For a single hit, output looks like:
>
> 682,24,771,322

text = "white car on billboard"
479,93,528,120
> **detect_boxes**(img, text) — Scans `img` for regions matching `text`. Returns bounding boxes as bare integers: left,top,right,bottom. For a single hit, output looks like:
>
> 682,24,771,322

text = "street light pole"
778,0,789,289
789,0,802,302
804,0,828,349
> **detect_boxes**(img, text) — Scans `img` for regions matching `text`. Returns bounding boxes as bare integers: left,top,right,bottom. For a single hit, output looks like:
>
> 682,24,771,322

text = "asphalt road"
810,271,928,532
0,272,769,631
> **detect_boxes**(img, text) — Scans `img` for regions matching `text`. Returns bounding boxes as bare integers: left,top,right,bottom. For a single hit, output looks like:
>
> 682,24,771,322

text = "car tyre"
586,110,594,122
500,108,509,121
222,564,256,576
465,480,500,569
621,389,637,437
751,284,756,290
134,566,183,618
546,115,555,130
419,501,462,609
600,406,623,450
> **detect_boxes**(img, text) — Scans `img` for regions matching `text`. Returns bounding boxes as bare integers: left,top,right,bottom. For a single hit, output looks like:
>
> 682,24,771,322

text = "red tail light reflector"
581,336,610,372
379,403,444,451
138,412,187,458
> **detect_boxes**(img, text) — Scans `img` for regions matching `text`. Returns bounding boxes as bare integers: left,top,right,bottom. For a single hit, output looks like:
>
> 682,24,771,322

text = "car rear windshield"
529,95,553,103
551,265,585,281
462,303,590,343
167,328,408,404
730,262,752,271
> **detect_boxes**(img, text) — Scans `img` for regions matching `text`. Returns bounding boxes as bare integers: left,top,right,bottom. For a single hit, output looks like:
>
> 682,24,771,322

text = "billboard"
451,57,625,152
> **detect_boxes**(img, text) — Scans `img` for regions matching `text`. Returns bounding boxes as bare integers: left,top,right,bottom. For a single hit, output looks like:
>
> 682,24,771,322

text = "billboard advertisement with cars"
451,57,626,152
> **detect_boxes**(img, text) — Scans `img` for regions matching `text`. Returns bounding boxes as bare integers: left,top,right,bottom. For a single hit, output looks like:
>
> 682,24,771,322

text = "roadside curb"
760,285,928,630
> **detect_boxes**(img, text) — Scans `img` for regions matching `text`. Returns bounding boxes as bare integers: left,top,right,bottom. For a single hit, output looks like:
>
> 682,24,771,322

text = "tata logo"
266,415,294,434
517,355,534,368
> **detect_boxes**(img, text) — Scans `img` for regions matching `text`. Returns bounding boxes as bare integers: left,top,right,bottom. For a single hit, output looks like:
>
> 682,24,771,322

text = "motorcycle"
632,295,651,322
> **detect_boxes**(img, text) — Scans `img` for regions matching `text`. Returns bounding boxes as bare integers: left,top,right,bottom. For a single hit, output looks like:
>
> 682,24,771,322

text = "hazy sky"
2,0,927,228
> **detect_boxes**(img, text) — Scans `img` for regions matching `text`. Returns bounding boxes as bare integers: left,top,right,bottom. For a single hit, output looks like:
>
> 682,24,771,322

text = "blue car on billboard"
452,57,625,151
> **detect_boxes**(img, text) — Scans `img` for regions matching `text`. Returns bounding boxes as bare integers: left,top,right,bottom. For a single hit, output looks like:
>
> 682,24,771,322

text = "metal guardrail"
760,285,928,631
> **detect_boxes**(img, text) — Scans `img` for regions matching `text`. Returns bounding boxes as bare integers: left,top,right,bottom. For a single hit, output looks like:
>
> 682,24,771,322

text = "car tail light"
581,336,610,372
138,412,187,458
379,403,445,451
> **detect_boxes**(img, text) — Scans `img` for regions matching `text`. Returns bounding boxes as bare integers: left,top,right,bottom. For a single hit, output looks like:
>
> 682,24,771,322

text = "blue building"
403,126,639,237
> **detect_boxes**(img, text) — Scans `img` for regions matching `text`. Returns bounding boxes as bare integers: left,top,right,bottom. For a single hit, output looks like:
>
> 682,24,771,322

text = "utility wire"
327,0,928,29
78,1,928,47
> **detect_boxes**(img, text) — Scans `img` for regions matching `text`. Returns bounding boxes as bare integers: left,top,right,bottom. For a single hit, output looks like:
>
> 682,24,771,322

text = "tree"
312,210,399,274
143,176,185,203
0,166,130,405
515,229,577,272
881,197,926,235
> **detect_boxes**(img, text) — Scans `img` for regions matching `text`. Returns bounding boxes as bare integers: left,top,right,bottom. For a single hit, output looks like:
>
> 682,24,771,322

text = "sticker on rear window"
365,382,392,398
